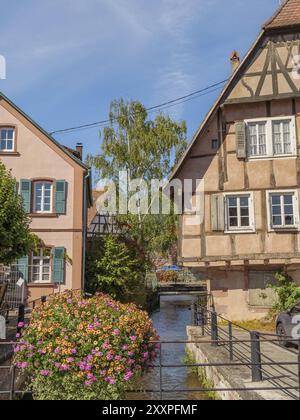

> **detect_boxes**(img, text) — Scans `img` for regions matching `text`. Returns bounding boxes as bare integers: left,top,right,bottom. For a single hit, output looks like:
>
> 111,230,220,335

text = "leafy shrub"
86,235,144,301
157,270,179,283
14,291,159,400
268,271,300,312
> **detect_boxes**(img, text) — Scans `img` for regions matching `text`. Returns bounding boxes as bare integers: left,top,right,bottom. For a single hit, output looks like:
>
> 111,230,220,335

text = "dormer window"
0,127,15,152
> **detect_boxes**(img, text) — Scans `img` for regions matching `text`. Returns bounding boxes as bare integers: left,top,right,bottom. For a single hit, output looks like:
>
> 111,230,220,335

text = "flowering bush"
14,291,159,400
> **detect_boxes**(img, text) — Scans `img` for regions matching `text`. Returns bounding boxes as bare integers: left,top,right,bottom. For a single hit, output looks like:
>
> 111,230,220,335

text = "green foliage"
86,235,144,300
87,99,187,261
117,212,178,260
184,350,219,400
0,162,37,264
268,271,300,311
88,98,187,182
14,291,158,400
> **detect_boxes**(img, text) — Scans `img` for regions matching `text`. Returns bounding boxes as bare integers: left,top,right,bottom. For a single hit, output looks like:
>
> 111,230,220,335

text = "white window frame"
245,116,297,160
224,192,255,233
266,189,300,231
0,127,15,152
31,249,51,284
33,182,53,214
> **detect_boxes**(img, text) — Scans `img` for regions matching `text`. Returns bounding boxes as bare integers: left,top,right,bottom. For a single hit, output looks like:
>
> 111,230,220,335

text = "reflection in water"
131,295,208,400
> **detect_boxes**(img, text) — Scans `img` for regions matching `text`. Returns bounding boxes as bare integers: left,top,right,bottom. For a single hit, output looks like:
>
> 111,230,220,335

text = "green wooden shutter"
52,247,65,284
235,121,247,159
211,194,225,232
55,180,67,214
18,256,29,282
20,179,31,213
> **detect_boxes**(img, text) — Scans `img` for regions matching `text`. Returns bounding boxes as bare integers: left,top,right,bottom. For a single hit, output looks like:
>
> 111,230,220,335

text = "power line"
49,79,229,136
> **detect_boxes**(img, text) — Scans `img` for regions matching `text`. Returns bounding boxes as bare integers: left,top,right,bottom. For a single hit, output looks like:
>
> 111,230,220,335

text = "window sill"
29,213,59,218
0,152,20,156
225,229,256,234
268,227,300,233
247,155,297,161
27,283,56,288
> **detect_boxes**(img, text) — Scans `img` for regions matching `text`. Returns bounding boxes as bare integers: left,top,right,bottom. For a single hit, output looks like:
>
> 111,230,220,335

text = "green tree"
268,271,300,311
0,162,36,264
86,235,143,300
89,99,187,182
88,99,187,260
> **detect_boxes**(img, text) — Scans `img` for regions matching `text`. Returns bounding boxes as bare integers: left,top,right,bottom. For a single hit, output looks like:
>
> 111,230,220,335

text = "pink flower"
16,362,28,369
40,370,50,377
124,371,134,381
71,349,77,354
113,329,120,336
17,322,25,328
130,336,137,342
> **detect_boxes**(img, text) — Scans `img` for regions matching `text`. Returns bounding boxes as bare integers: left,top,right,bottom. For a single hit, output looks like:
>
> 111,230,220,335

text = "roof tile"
264,0,300,29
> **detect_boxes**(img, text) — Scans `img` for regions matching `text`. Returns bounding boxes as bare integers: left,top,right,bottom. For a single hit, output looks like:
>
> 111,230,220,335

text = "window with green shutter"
52,247,65,284
20,179,32,213
55,180,67,214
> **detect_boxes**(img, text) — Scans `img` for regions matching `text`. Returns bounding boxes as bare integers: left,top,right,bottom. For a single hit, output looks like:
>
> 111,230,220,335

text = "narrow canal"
131,295,209,400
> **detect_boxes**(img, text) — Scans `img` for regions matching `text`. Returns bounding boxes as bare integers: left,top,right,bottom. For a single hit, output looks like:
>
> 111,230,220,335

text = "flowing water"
130,295,209,400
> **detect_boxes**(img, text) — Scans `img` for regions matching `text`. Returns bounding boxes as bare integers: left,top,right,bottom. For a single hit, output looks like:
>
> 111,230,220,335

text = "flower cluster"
14,291,159,400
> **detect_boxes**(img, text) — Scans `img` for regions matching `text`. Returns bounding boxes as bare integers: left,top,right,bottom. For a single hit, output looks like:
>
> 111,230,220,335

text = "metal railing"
1,298,300,400
0,265,26,311
193,304,300,400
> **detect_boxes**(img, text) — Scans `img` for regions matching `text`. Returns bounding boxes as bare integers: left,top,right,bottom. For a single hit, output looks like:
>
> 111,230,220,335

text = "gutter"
82,168,92,291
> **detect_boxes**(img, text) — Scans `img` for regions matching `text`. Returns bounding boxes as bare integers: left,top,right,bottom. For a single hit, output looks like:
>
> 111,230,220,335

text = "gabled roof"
0,91,89,170
170,1,300,180
263,0,300,30
170,30,265,180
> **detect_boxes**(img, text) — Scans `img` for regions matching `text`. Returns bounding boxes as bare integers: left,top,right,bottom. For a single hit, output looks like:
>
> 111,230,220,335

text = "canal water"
131,295,209,400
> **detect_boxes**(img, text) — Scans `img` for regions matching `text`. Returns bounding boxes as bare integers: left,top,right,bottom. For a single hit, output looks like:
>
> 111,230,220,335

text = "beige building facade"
172,0,300,320
0,92,92,302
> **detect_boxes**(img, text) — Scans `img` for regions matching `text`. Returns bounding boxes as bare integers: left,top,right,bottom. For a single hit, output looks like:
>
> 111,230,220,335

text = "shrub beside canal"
14,291,159,400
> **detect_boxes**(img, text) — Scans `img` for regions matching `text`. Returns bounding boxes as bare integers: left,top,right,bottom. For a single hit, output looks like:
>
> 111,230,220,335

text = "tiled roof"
264,0,300,30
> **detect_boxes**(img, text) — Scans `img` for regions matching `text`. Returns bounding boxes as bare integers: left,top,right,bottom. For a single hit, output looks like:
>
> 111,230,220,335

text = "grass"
219,318,275,333
184,350,220,400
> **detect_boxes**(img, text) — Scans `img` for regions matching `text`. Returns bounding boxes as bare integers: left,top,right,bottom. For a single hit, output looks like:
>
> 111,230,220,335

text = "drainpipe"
82,169,90,292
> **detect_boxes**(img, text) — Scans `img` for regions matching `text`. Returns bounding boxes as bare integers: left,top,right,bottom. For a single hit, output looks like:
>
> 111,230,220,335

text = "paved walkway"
188,326,299,400
230,329,299,400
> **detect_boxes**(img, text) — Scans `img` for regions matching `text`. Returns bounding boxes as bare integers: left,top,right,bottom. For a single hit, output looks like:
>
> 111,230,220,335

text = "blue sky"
0,0,280,160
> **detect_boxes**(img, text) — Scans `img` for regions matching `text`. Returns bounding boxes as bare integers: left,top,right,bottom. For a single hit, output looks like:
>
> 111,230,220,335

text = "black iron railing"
193,304,300,400
1,299,300,400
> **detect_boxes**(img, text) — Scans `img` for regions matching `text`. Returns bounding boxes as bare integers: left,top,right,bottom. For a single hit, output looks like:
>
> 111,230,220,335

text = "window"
268,191,299,229
245,116,296,159
0,128,14,152
273,120,292,155
225,193,254,232
34,182,53,213
31,249,51,283
248,122,267,157
211,139,219,150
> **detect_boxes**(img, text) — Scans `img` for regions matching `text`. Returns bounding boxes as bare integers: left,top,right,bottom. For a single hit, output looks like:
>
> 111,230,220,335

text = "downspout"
82,169,90,292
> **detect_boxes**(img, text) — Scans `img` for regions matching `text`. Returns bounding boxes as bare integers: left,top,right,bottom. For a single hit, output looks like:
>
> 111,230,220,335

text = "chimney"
76,142,83,160
230,50,240,73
